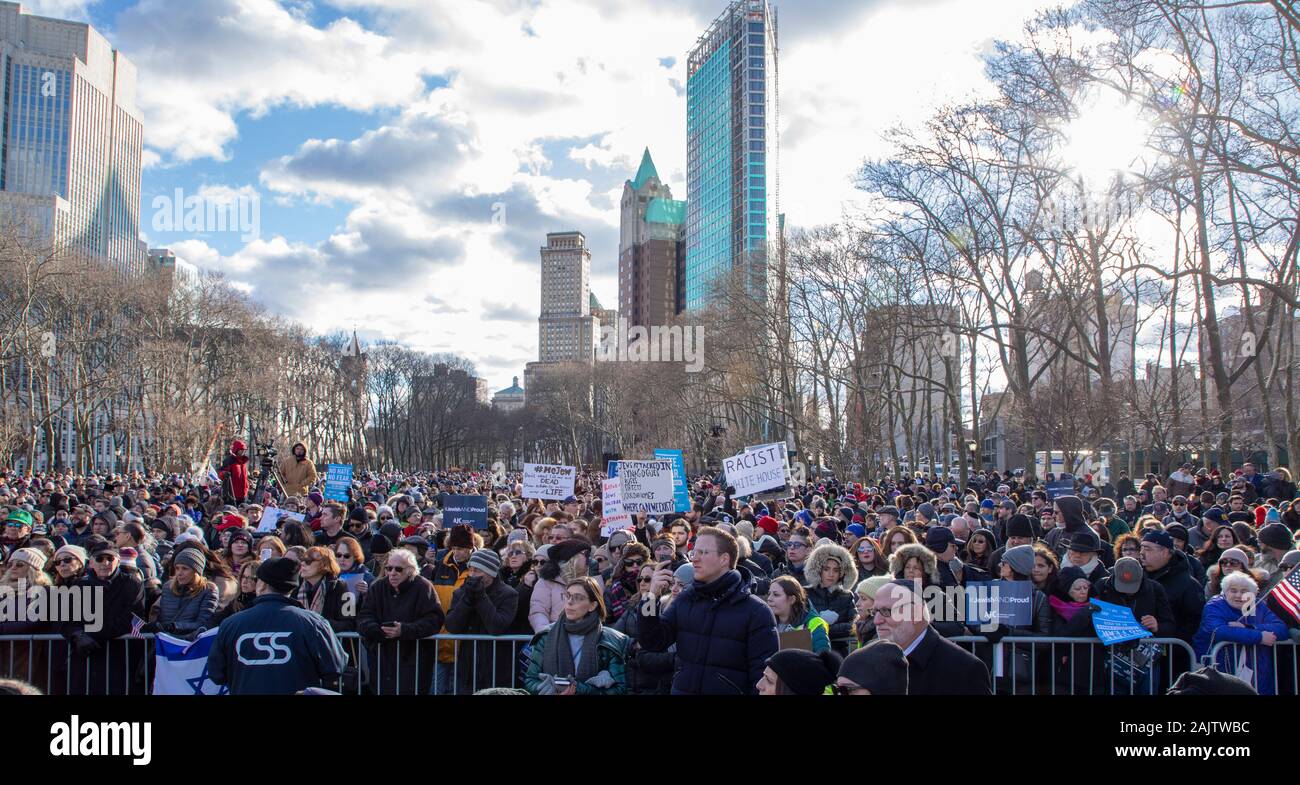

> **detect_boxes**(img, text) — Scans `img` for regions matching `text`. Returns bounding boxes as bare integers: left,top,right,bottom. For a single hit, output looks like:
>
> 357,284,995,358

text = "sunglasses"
335,551,352,559
54,557,79,566
384,565,407,573
639,576,653,584
564,593,591,603
94,554,118,563
623,558,645,568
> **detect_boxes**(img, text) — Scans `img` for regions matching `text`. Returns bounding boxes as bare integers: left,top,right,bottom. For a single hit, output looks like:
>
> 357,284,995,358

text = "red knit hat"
1254,505,1268,527
216,513,246,532
756,515,780,536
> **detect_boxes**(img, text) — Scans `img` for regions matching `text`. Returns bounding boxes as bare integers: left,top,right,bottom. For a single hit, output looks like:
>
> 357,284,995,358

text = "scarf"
542,611,601,681
1049,595,1089,622
297,579,327,615
1074,556,1101,577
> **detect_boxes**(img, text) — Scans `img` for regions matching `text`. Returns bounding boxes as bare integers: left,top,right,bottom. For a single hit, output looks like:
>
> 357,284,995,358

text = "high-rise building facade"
684,0,778,310
0,1,147,274
538,231,598,363
619,148,685,326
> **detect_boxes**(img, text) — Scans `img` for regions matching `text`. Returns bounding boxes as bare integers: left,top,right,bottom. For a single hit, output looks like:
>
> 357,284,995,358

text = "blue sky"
22,0,1064,390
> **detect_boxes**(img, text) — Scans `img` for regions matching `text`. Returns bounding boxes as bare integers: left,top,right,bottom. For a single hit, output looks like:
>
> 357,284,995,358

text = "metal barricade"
1205,640,1299,696
0,633,155,696
332,633,534,696
989,636,1199,695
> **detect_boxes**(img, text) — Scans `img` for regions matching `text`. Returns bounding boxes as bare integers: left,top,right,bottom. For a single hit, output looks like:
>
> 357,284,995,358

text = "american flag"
127,614,147,638
1265,568,1300,626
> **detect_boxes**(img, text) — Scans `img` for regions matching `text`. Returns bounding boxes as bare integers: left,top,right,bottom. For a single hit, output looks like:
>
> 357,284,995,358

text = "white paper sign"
614,460,676,514
722,443,788,497
257,507,305,533
522,463,577,500
601,477,632,536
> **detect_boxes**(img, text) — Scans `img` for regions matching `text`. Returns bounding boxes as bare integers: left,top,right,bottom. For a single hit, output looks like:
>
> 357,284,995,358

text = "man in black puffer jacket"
639,526,778,694
1138,530,1205,644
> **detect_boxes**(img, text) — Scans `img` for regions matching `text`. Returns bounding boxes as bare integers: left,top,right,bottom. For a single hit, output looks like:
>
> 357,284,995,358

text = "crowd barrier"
1204,640,1299,696
1,632,1293,695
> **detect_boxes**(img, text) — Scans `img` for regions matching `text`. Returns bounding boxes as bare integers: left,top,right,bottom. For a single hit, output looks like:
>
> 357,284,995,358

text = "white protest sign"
257,507,305,533
723,442,788,497
601,477,632,536
522,463,576,500
613,459,676,514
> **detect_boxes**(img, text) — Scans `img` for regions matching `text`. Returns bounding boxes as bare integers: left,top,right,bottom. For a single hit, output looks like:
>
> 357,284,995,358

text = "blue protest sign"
444,494,489,530
1090,598,1153,645
324,464,353,502
654,449,690,513
1045,480,1075,500
964,580,1034,628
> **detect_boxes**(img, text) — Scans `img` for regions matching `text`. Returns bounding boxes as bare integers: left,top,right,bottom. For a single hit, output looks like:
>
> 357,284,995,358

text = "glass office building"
685,0,778,310
0,1,147,274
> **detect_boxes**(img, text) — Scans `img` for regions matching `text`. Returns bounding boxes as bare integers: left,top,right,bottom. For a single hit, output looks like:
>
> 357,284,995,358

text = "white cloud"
118,0,1078,389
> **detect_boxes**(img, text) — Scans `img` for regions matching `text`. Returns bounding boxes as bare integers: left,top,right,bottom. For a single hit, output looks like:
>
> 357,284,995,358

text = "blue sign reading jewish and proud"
1091,598,1153,645
324,463,353,501
964,580,1034,628
444,494,489,530
654,449,690,513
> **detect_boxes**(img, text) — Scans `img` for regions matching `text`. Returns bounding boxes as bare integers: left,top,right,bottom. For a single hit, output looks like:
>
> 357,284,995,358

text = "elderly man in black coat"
872,580,991,695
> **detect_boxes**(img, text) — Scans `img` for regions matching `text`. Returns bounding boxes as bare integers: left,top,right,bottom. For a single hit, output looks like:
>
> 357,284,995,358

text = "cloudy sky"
28,0,1064,391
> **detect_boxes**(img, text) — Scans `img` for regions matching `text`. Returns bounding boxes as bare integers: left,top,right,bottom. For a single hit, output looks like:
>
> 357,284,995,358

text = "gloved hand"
139,621,160,634
819,610,840,626
157,622,178,634
585,670,616,689
535,673,558,696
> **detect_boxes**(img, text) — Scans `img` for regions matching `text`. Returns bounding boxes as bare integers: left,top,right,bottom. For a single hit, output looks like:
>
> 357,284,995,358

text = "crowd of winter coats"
1,461,1298,695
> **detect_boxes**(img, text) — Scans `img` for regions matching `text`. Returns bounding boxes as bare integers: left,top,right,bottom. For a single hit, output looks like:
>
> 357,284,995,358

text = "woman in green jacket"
525,576,629,695
767,576,831,653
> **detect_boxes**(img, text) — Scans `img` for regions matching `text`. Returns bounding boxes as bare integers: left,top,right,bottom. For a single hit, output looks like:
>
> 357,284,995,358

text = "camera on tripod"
255,442,277,467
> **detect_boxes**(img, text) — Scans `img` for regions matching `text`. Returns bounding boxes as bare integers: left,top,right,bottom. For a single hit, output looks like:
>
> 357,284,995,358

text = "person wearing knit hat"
1002,544,1037,579
1255,522,1296,588
756,515,781,538
851,575,894,646
835,639,909,695
52,544,88,583
147,546,218,638
466,549,502,579
446,523,476,550
6,546,47,573
758,648,842,695
443,545,519,693
256,556,300,593
735,520,755,543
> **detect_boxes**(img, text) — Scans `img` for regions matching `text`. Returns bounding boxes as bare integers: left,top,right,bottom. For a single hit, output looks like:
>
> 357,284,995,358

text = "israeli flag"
153,628,228,695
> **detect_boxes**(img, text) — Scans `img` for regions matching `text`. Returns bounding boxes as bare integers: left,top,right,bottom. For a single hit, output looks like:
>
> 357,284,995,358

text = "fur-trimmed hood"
804,541,858,591
888,543,940,585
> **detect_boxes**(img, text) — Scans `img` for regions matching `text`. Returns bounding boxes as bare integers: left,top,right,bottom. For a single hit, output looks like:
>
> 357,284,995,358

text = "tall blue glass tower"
685,0,779,310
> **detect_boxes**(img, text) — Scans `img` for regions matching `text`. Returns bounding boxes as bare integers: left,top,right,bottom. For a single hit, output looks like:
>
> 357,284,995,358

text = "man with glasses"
1162,495,1200,532
1,508,34,560
445,549,520,693
640,526,778,694
773,529,813,584
357,550,445,695
210,557,348,695
871,580,990,695
64,544,147,694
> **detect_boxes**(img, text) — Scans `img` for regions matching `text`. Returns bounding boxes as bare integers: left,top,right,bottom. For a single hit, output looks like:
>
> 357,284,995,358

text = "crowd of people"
1,443,1297,696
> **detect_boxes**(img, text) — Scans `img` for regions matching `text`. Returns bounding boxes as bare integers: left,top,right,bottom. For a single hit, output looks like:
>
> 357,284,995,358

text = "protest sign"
609,460,675,514
1045,479,1075,500
522,463,576,500
444,494,489,530
257,507,304,533
654,449,690,513
324,463,353,502
601,477,633,536
964,581,1033,628
722,443,787,497
1091,598,1153,645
